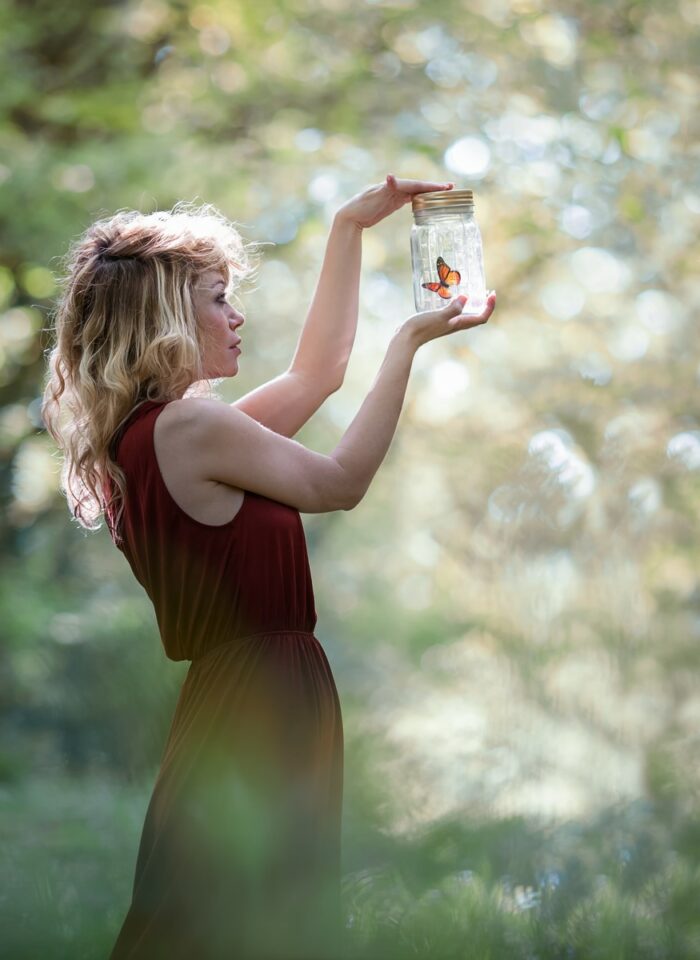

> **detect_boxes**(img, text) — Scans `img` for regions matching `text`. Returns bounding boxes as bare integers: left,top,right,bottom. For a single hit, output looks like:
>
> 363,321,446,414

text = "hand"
335,174,455,230
403,291,497,348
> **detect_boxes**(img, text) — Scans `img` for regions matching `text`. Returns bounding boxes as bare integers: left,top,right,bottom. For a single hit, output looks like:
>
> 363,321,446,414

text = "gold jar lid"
412,189,474,212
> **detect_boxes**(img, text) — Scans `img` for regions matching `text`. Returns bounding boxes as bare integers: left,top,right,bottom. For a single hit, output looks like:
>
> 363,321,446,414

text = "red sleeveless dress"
105,400,345,960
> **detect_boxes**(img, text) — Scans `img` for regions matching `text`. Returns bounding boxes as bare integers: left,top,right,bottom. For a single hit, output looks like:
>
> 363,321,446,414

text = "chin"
207,358,240,379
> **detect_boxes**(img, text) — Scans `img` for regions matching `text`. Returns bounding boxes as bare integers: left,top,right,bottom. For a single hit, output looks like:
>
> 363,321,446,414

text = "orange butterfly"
422,256,461,299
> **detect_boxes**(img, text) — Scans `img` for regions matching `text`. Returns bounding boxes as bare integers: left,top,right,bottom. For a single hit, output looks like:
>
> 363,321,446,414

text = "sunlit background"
1,0,699,956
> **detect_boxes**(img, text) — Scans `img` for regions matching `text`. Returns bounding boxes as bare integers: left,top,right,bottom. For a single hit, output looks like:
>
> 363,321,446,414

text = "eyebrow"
198,278,228,294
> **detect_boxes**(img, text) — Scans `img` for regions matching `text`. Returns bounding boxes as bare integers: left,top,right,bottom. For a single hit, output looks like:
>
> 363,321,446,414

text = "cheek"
201,309,227,345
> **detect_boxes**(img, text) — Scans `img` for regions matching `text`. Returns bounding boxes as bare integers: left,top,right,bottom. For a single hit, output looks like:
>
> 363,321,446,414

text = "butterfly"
421,257,462,299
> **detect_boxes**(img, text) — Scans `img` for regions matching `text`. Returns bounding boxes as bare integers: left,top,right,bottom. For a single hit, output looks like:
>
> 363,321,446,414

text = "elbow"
321,365,344,395
341,483,364,511
314,369,345,395
328,460,360,511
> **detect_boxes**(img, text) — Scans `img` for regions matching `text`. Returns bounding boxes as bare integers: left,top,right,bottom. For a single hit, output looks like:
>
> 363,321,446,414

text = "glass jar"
410,189,486,317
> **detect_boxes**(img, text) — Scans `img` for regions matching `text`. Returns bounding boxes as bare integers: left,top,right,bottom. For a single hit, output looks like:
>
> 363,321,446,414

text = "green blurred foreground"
2,771,700,959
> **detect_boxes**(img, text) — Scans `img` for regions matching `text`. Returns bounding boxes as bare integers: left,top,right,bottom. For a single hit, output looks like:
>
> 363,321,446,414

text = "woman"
42,174,497,960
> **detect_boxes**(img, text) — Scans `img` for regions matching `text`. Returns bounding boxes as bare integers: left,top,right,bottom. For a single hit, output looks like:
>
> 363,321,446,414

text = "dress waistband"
190,629,317,664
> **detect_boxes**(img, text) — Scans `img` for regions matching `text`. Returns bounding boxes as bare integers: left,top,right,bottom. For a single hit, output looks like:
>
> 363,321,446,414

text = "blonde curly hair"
41,200,260,544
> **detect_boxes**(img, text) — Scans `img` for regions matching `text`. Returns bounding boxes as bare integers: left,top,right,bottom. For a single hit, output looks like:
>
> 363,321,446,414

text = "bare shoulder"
153,398,246,522
152,398,219,473
157,396,239,445
160,396,223,429
156,396,253,469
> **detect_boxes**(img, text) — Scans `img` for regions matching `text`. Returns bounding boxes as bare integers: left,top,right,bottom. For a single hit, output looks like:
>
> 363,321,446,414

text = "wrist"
333,209,364,233
393,320,421,354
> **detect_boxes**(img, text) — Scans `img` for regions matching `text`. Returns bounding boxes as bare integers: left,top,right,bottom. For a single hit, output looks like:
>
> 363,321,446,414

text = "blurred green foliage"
1,0,699,955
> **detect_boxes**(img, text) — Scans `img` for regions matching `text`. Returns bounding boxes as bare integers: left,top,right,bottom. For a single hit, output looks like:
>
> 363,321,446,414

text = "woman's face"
194,269,245,378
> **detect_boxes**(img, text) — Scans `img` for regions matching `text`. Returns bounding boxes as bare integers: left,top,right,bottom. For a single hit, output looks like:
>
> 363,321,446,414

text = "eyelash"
216,295,227,303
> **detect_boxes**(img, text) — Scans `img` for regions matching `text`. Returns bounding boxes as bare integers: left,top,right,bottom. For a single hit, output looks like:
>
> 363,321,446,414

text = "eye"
216,294,227,303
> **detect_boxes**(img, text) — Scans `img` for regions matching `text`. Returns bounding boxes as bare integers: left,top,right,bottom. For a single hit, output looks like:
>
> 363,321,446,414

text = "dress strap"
110,400,167,458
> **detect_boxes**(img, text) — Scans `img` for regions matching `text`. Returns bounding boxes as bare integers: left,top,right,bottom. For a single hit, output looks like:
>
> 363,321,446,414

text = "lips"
229,340,242,349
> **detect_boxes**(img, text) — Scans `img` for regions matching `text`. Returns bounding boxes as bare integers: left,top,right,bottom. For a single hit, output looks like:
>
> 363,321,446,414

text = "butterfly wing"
437,257,461,286
422,281,453,299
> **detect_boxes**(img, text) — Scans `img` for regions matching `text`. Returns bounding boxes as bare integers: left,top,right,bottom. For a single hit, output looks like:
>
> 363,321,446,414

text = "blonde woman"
42,175,497,960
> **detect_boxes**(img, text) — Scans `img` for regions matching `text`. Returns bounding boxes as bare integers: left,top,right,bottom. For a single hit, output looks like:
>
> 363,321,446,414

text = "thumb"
446,294,468,321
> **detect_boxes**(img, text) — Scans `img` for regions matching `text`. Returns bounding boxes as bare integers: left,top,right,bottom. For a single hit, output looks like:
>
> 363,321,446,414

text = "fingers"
472,290,496,322
445,294,468,324
386,173,455,193
473,290,497,323
447,290,496,326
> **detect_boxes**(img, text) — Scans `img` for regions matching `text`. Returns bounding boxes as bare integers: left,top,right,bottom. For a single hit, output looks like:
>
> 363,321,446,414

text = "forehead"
197,270,227,292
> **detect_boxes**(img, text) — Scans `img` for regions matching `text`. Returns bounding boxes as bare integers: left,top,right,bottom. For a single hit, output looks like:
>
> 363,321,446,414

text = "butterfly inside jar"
421,257,462,299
